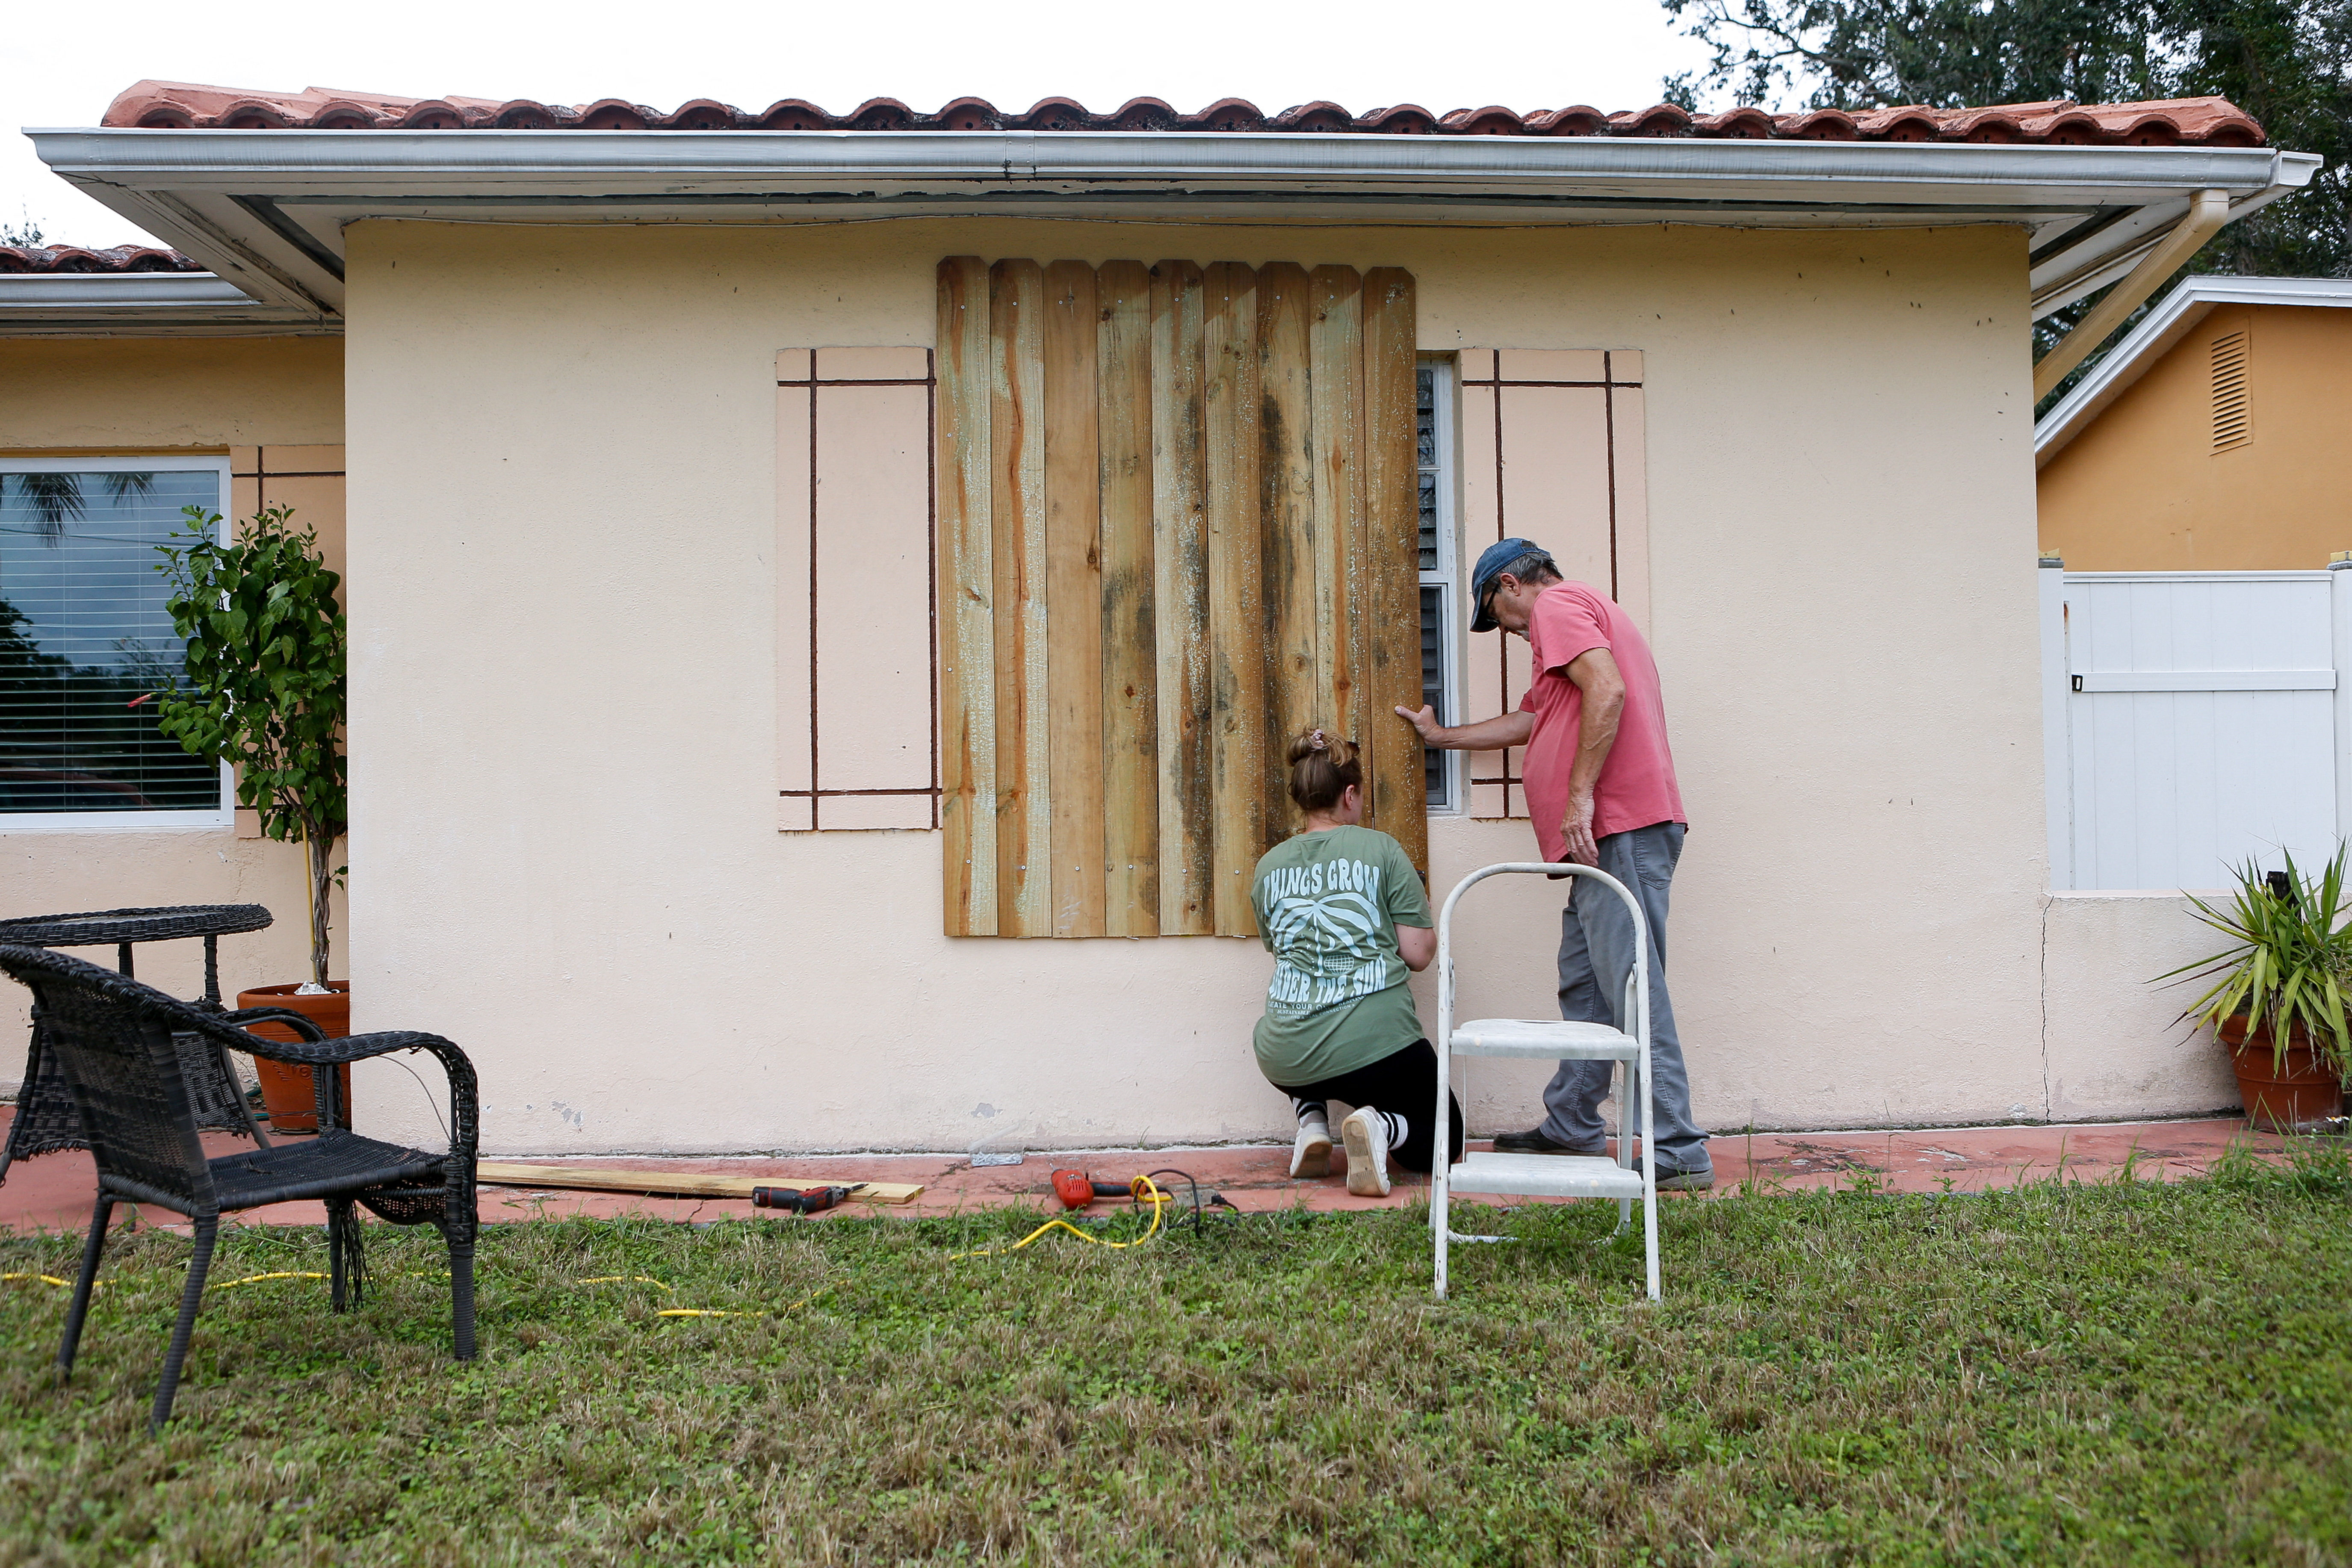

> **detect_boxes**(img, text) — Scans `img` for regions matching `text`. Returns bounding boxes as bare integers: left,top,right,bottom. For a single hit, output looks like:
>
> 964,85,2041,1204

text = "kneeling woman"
1252,729,1464,1196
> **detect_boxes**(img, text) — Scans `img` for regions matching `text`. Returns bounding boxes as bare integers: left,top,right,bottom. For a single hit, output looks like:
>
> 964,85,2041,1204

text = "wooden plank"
1096,259,1160,937
1256,261,1318,833
1149,259,1213,935
989,259,1051,936
1202,262,1268,936
1308,265,1364,752
1043,260,1106,937
935,260,996,932
1360,268,1427,873
476,1163,923,1205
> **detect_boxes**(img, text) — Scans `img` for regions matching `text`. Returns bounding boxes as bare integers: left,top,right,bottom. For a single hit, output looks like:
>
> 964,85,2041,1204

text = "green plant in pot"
156,503,349,1131
2161,846,2352,1133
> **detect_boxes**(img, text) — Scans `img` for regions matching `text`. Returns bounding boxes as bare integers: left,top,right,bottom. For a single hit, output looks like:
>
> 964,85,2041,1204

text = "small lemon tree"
155,504,347,987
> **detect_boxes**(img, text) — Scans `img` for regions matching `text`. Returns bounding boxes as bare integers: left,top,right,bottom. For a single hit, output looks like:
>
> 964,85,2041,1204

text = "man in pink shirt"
1397,538,1710,1188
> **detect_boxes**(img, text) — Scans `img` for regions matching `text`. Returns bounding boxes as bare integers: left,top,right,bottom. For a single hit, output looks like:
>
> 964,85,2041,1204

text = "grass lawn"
3,1149,2350,1567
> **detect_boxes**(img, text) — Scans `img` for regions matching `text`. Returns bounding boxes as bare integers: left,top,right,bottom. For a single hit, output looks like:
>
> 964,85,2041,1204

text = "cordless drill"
751,1184,855,1214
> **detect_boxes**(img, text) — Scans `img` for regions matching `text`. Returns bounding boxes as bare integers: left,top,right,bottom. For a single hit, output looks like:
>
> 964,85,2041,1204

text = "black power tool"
751,1184,857,1214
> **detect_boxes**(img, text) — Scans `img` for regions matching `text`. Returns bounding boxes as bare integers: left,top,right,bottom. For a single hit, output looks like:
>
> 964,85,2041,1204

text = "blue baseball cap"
1469,538,1553,633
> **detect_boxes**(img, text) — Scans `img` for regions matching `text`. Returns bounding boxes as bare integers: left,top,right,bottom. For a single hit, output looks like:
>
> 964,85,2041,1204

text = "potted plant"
156,503,349,1131
2163,847,2352,1133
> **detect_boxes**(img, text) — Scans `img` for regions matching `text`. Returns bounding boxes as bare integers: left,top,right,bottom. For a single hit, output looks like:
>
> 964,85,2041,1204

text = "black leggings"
1272,1039,1465,1174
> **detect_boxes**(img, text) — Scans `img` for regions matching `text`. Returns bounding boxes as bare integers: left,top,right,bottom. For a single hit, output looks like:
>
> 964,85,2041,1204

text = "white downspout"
2033,188,2232,401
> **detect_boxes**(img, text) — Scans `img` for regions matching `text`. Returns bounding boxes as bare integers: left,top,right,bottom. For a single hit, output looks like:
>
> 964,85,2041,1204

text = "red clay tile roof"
100,81,2265,146
0,243,202,274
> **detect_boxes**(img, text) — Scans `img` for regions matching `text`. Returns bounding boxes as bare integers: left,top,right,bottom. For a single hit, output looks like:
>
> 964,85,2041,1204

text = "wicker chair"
0,945,480,1431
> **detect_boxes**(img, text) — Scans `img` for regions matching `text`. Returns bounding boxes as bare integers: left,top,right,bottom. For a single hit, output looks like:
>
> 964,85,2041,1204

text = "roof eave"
27,127,2320,322
0,271,337,338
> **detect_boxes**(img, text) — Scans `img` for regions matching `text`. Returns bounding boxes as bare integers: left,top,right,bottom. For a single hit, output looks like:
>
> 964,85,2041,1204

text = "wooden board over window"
937,257,1423,939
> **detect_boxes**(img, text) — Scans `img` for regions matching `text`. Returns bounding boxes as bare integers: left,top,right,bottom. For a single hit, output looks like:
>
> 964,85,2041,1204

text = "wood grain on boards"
1361,269,1427,875
935,257,1422,938
937,259,996,933
1096,260,1159,938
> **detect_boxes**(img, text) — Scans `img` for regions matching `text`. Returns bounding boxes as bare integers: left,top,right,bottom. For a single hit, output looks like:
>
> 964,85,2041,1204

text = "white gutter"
0,272,334,337
2027,151,2317,316
21,126,2322,323
2032,187,2232,399
2034,274,2352,464
31,126,2301,199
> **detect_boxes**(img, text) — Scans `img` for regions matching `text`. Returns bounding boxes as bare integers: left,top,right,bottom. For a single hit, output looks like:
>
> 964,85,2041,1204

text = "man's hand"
1395,706,1534,753
1394,704,1443,744
1561,791,1600,866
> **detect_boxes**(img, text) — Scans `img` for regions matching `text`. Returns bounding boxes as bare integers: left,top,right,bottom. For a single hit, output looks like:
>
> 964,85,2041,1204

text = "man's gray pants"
1542,820,1710,1175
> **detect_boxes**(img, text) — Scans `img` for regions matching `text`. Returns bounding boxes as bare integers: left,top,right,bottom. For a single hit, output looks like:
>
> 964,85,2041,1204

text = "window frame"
1418,356,1465,816
0,453,233,833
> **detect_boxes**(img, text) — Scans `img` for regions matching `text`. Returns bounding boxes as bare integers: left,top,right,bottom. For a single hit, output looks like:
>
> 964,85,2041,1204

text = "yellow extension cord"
948,1173,1165,1260
7,1175,1170,1319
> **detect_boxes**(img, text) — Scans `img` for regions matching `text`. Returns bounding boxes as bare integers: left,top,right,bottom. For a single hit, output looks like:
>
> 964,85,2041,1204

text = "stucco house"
0,81,2324,1157
2038,273,2352,570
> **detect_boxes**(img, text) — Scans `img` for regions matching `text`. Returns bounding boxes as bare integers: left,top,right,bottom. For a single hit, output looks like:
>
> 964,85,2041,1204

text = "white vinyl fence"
2041,562,2352,891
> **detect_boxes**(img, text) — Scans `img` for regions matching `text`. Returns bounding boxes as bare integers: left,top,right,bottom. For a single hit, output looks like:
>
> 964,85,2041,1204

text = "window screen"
1416,361,1458,809
0,466,224,817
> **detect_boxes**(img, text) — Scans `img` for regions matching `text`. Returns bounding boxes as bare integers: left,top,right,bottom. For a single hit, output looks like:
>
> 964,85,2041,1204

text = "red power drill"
751,1184,856,1214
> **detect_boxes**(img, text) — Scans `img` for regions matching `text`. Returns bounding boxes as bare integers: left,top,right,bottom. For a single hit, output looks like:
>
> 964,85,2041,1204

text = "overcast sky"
4,0,1717,249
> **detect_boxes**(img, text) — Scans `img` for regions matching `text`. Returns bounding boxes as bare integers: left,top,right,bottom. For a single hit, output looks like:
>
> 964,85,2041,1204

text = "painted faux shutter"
938,257,1423,939
776,348,939,830
1456,349,1649,820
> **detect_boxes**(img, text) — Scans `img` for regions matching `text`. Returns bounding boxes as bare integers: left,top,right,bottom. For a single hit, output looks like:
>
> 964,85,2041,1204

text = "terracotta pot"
2219,1014,2345,1133
236,983,352,1134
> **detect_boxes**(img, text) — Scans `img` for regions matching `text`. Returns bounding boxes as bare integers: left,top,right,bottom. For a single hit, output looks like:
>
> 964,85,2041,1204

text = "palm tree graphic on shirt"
1266,884,1389,1014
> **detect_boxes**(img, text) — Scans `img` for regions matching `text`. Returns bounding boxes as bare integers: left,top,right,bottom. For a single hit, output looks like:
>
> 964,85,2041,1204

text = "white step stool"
1433,865,1661,1301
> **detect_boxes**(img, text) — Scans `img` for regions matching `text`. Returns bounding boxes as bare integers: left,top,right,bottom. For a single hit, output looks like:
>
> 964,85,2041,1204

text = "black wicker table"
0,904,275,1183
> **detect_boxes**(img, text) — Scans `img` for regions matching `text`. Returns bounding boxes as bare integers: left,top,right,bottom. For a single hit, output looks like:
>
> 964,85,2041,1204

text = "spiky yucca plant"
2161,846,2352,1082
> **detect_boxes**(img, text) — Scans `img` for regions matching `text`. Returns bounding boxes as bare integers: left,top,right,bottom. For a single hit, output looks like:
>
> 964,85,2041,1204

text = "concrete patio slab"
0,1107,2284,1239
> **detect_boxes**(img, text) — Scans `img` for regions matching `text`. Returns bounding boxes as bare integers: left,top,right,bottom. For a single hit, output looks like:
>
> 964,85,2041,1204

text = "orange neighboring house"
2037,276,2352,570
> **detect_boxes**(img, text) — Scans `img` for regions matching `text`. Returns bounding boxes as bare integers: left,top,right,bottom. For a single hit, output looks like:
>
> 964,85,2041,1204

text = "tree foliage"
1663,0,2352,283
155,505,347,986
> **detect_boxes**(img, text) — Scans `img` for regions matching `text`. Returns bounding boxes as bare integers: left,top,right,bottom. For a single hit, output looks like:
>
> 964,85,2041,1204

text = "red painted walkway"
0,1107,2278,1238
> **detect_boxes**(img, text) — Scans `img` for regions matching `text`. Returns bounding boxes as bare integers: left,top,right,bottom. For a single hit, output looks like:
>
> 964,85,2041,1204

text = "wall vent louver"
2210,329,2251,450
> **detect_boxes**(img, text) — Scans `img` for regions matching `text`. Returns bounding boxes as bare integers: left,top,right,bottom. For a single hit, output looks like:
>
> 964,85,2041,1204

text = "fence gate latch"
2071,674,2083,692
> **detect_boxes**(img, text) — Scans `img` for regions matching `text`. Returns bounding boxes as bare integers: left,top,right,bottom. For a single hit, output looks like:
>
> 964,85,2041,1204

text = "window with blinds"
936,256,1424,938
1416,359,1460,810
2211,328,2251,451
0,461,227,823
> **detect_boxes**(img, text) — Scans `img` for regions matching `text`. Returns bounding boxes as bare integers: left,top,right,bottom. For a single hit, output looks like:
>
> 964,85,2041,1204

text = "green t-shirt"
1250,824,1433,1085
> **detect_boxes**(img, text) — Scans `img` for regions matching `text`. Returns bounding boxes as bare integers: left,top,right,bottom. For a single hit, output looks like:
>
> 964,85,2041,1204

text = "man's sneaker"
1290,1118,1333,1179
1340,1107,1393,1197
1654,1167,1715,1192
1491,1126,1605,1157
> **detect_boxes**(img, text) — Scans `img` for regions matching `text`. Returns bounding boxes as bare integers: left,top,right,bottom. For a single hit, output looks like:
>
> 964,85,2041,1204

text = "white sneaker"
1290,1118,1333,1178
1341,1107,1393,1197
